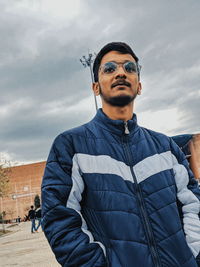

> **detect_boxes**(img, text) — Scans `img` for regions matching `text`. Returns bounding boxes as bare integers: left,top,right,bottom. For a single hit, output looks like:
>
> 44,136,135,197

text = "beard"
99,86,137,107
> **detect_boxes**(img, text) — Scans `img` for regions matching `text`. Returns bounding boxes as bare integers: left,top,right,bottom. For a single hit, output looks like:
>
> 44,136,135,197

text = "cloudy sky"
0,0,200,165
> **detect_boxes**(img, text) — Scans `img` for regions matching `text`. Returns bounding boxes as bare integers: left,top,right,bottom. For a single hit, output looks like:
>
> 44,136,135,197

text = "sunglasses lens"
124,62,137,73
102,62,117,73
101,61,139,75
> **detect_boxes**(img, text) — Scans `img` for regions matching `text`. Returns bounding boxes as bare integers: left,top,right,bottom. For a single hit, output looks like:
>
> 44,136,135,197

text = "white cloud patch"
138,108,181,135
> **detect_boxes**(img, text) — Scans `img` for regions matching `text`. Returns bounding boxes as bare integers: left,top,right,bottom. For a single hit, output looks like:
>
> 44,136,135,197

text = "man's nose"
115,65,127,79
115,73,127,79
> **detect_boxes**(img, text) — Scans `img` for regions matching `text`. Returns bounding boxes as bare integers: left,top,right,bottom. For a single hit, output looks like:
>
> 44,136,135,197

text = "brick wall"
0,161,46,220
193,133,200,180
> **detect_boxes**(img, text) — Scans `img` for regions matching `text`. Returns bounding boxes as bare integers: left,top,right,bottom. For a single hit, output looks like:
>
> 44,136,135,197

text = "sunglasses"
99,61,141,75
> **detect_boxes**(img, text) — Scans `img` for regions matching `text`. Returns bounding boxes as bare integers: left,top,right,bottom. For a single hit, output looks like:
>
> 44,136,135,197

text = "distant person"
17,216,21,223
28,205,36,233
35,205,42,231
42,42,200,266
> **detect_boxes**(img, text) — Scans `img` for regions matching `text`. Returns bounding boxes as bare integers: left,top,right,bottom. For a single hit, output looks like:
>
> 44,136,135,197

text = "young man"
28,205,36,233
42,42,200,266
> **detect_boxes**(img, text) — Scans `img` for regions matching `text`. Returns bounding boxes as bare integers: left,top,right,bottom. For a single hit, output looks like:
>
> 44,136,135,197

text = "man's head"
93,42,140,83
92,42,142,108
31,205,34,209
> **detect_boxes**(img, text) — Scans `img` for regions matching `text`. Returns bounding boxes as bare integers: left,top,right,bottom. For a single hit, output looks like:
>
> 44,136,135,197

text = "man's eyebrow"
104,60,134,64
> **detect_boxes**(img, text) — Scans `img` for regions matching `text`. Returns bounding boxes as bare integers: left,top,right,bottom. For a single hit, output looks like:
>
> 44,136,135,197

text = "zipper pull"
124,121,130,134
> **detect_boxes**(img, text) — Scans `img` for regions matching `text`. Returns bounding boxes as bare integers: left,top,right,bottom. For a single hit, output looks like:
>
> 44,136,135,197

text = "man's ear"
137,82,142,95
92,82,100,96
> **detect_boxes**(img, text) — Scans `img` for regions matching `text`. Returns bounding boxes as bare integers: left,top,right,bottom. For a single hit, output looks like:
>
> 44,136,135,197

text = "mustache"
111,80,131,88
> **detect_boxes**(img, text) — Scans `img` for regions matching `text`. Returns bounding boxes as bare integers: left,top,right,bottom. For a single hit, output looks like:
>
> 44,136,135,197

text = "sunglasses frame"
99,61,142,75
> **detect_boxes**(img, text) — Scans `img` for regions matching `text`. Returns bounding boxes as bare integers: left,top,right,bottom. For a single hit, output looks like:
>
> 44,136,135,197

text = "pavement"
0,221,60,267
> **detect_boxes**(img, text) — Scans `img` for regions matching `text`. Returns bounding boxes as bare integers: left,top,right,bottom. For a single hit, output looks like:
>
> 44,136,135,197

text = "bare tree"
0,161,11,233
34,194,41,209
0,163,11,198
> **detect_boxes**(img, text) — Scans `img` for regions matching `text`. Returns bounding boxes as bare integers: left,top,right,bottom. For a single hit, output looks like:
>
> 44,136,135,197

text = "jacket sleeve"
170,138,200,265
41,133,107,267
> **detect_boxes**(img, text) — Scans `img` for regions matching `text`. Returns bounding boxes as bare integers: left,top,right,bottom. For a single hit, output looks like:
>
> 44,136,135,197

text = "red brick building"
0,161,46,220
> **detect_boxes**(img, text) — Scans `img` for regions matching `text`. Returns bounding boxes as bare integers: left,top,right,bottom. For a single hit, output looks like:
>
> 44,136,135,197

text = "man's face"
93,51,142,107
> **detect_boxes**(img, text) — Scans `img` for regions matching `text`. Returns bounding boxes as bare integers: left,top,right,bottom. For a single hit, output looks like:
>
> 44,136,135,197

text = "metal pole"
89,63,98,111
80,52,98,112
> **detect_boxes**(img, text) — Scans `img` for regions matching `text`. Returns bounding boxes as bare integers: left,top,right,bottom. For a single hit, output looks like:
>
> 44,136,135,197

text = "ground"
0,222,60,266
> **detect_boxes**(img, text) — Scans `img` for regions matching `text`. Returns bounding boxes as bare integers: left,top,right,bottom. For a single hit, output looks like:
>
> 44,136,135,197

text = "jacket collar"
93,108,139,136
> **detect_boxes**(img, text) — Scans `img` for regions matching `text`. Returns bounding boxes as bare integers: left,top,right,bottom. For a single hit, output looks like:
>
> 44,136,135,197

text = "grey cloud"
0,0,200,163
0,101,94,162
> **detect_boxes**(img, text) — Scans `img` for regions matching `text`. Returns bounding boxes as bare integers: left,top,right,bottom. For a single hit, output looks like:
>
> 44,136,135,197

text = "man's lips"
111,80,131,88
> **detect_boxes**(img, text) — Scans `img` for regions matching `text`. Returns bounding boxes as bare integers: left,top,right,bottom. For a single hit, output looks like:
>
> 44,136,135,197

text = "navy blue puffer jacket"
42,109,200,267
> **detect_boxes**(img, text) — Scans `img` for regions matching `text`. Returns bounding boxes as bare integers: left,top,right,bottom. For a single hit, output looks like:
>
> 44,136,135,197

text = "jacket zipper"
124,121,130,134
122,122,162,267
